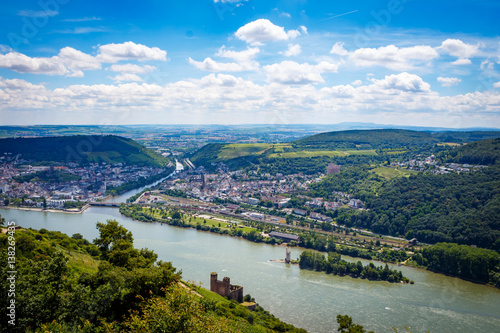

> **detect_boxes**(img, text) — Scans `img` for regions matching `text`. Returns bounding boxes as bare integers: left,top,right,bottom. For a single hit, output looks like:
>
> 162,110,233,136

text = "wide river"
2,203,500,332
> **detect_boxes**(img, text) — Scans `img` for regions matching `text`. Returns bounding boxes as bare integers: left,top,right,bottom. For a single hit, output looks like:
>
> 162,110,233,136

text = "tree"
0,214,5,226
336,314,374,333
93,219,134,257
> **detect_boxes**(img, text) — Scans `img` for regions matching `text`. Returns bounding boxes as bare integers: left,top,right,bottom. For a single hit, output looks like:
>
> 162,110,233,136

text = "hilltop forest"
0,135,169,167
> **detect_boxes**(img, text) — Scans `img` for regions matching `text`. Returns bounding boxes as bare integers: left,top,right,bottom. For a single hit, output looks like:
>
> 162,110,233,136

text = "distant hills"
0,135,168,166
293,129,500,150
190,129,500,169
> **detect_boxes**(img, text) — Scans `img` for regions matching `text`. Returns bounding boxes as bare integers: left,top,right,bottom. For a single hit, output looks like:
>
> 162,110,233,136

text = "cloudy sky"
1,0,499,128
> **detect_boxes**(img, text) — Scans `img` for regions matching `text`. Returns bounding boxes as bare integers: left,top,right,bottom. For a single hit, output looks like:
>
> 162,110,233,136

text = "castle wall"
210,272,243,301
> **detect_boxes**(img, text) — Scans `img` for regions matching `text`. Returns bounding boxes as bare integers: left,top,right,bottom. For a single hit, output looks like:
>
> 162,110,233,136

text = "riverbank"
0,204,90,214
2,205,499,333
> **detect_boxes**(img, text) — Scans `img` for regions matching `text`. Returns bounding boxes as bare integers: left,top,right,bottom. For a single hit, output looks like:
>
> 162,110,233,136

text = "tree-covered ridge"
0,220,305,332
446,138,500,165
293,129,500,150
0,135,169,166
311,164,500,250
189,130,500,173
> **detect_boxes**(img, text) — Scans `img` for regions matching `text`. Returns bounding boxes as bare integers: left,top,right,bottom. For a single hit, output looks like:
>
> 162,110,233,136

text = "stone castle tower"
285,247,291,264
210,272,243,302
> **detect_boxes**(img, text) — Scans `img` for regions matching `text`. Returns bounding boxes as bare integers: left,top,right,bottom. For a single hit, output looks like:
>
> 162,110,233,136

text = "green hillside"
0,219,306,332
190,130,500,172
293,129,500,150
310,139,500,250
0,135,168,166
446,138,500,165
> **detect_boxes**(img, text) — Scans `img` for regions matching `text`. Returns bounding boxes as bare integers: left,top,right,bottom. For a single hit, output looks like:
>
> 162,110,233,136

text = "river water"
2,201,500,332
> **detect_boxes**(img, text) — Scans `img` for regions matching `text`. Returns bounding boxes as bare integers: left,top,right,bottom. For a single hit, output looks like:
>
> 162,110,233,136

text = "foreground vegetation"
0,218,305,332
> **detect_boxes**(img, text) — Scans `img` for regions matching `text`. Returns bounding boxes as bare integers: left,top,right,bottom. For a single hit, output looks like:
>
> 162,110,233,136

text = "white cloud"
108,73,143,82
67,70,84,78
235,19,301,45
0,43,166,77
437,76,462,87
0,52,69,75
451,58,471,65
216,46,260,62
351,80,362,86
263,61,338,85
0,47,101,77
107,64,156,74
494,81,500,88
57,47,101,71
17,10,58,17
372,72,431,93
330,42,349,56
188,57,257,72
350,45,439,71
2,75,499,127
480,60,494,71
299,26,308,34
438,39,480,65
97,41,167,62
282,44,301,57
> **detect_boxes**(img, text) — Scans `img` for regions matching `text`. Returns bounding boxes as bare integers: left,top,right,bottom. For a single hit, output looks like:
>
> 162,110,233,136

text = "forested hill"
0,135,168,166
447,138,500,165
293,129,500,150
310,138,500,250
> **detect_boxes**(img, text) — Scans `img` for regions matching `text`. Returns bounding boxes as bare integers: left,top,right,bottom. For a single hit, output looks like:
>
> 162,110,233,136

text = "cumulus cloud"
97,41,167,62
330,42,349,56
0,52,69,75
372,72,431,93
57,47,101,70
263,61,338,85
0,42,165,77
494,81,500,88
216,46,260,62
350,45,439,70
1,75,499,127
437,76,462,87
438,39,480,65
282,44,301,57
107,64,156,74
189,46,259,72
188,57,257,72
235,19,301,45
108,73,143,82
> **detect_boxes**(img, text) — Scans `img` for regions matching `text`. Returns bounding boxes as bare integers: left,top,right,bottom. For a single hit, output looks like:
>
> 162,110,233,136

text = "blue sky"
1,0,499,127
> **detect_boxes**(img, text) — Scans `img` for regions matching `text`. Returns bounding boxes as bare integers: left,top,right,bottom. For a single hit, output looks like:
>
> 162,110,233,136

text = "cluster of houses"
392,155,486,174
162,166,322,204
0,156,166,208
